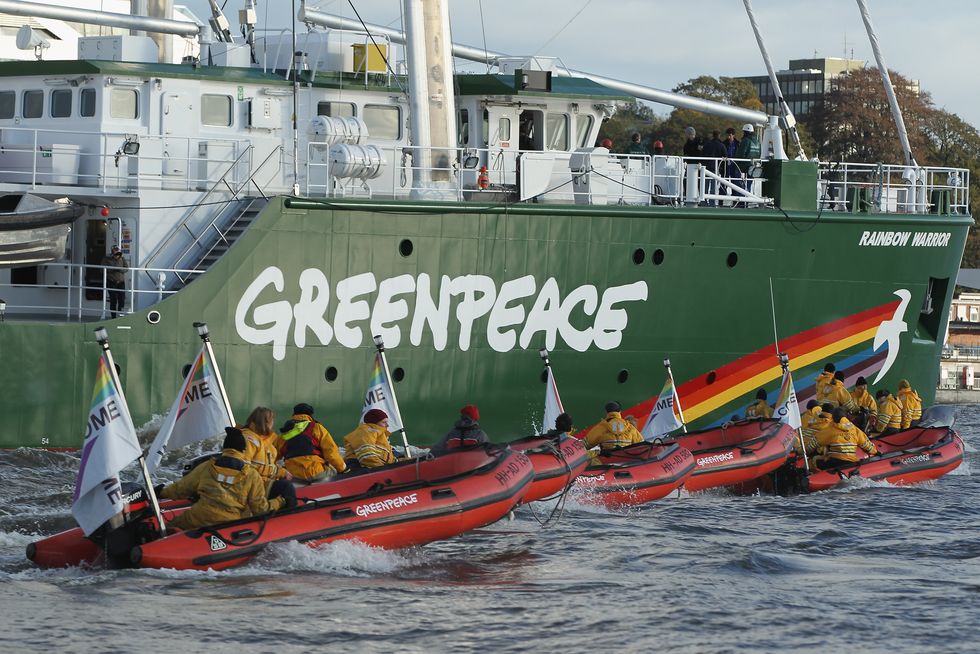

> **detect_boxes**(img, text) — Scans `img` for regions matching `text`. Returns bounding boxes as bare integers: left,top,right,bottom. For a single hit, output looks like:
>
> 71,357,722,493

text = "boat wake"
252,539,419,576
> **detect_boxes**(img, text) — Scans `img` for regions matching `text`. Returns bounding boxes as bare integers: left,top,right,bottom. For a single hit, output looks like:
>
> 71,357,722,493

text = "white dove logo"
871,289,912,384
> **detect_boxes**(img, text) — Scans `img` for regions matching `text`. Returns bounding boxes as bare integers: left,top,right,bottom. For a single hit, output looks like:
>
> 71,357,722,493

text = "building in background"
738,57,921,118
940,292,980,390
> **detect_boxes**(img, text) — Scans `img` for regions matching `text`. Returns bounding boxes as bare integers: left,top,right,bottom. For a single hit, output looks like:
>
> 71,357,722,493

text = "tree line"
598,69,980,265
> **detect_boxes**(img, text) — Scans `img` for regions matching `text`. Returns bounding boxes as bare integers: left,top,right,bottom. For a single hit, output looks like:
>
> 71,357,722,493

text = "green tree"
660,76,764,154
804,67,933,164
596,101,664,153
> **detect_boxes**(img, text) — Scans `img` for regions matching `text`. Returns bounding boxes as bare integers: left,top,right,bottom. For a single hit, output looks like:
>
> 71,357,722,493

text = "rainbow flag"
72,352,142,536
146,344,232,473
642,375,684,440
361,352,403,431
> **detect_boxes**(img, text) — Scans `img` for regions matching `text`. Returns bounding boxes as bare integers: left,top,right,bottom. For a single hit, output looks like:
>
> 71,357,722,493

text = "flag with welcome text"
642,375,684,440
146,344,232,474
773,366,802,430
72,353,143,536
361,352,403,431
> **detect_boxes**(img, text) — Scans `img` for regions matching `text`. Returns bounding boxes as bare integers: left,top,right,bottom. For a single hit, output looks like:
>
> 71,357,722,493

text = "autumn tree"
659,76,764,154
804,67,933,164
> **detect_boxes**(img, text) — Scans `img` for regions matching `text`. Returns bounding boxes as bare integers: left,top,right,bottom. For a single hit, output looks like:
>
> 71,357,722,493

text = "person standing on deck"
896,379,923,428
701,130,728,205
626,132,647,155
682,126,703,158
100,246,128,318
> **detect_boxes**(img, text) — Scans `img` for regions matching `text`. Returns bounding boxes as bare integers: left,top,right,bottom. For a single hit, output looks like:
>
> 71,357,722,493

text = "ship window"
23,90,43,118
576,115,594,147
546,113,569,151
499,117,511,141
363,104,400,140
80,88,96,117
457,109,469,146
50,89,71,118
0,91,13,119
316,101,355,117
201,94,232,126
109,89,138,119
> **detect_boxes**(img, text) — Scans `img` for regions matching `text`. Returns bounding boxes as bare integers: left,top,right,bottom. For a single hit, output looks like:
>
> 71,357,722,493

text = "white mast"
402,0,458,197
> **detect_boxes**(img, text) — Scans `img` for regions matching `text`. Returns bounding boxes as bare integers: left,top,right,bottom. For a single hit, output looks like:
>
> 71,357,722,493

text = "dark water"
2,409,978,654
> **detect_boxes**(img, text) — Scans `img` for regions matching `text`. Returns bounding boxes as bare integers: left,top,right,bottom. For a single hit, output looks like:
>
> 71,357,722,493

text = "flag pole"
768,277,781,355
373,334,410,456
779,351,809,472
664,357,687,433
194,322,235,426
94,327,166,538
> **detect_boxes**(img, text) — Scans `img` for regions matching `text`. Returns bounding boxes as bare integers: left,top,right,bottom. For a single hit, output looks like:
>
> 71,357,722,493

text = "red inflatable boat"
668,420,797,492
509,435,590,502
28,446,533,571
801,425,964,493
573,442,695,508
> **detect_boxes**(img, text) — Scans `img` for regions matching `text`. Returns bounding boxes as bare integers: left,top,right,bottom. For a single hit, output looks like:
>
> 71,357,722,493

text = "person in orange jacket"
873,389,903,436
278,403,347,483
797,400,824,454
158,427,294,530
813,407,878,470
241,406,290,486
745,388,773,419
343,408,396,469
896,379,923,429
584,401,643,460
814,363,836,398
819,371,858,412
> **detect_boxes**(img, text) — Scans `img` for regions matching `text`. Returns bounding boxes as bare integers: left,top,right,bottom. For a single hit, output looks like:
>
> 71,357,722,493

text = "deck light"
663,357,670,368
0,298,5,322
373,334,385,350
94,326,109,348
194,322,209,340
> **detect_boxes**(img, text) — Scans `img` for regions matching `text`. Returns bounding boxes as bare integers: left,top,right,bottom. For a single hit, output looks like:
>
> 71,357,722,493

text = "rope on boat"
524,440,574,528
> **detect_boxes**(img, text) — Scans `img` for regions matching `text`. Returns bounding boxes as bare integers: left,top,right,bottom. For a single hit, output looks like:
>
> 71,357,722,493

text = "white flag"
642,375,684,440
146,344,232,473
361,351,403,431
72,353,143,536
541,365,565,434
774,366,802,430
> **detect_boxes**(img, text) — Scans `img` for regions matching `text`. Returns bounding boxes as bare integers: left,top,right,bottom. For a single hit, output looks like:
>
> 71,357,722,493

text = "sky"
182,0,980,127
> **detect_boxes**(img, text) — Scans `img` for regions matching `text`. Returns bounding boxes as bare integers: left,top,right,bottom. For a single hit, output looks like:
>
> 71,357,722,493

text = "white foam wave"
254,539,419,576
948,459,971,475
0,530,37,548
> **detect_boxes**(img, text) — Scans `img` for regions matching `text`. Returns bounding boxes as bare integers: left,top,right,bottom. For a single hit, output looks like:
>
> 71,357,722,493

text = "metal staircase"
173,196,269,286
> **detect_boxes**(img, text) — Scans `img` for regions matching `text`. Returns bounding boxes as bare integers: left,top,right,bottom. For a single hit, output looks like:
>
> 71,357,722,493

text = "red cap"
653,140,664,148
363,409,388,424
600,138,613,148
460,404,480,421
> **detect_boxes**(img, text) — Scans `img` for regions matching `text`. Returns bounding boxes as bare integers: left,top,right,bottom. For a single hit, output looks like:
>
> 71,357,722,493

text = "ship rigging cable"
530,0,594,59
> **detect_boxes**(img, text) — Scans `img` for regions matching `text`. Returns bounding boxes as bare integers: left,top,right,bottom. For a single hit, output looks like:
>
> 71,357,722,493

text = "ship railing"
304,143,771,207
0,262,203,323
0,126,256,194
817,161,970,214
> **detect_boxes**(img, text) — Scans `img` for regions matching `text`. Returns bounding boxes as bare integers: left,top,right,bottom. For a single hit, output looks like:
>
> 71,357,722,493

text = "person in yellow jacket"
872,389,903,436
813,408,878,470
850,375,878,432
818,371,858,412
584,401,644,461
897,379,923,429
745,388,773,419
344,408,396,469
814,363,836,398
796,400,824,454
278,403,347,483
158,427,295,530
241,406,290,485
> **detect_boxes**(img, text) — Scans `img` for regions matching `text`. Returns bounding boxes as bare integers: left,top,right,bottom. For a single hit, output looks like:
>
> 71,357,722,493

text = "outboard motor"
88,482,154,569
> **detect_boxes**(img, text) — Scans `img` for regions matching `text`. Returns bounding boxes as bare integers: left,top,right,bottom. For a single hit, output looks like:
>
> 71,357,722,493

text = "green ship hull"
1,192,970,449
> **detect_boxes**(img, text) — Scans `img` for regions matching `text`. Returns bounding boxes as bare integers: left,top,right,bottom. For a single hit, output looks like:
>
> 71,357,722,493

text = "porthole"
182,364,192,378
706,370,717,385
652,249,665,265
147,310,161,324
617,369,629,384
324,366,338,382
393,367,405,382
632,248,645,265
727,252,738,268
399,239,414,257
